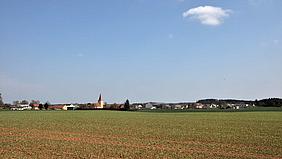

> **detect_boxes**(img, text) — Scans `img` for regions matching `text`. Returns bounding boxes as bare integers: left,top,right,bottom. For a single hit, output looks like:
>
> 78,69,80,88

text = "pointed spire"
98,94,102,102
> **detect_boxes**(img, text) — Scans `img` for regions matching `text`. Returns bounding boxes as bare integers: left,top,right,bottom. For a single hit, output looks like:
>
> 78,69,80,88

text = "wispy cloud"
248,0,273,7
176,0,185,3
273,39,279,45
183,6,232,26
259,39,280,48
76,53,84,57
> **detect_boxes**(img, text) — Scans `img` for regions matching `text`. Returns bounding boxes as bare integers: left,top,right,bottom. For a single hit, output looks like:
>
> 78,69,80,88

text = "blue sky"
0,0,281,103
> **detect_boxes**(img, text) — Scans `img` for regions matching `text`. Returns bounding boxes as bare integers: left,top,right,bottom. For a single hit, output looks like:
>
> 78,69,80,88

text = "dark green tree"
0,93,4,106
38,104,43,110
124,99,130,111
44,102,49,110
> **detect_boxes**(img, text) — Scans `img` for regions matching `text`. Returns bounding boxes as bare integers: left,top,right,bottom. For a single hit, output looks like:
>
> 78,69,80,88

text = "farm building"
48,105,64,110
63,104,78,110
145,103,153,109
11,103,32,111
194,103,205,109
173,105,183,109
49,104,78,110
30,103,40,110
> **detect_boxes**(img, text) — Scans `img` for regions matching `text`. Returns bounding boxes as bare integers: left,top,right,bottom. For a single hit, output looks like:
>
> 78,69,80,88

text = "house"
48,105,64,110
21,103,32,110
233,105,240,109
145,103,153,109
11,100,32,110
145,102,164,109
137,105,143,109
174,104,183,109
209,104,219,109
195,103,205,109
11,103,32,111
162,104,172,109
11,106,24,111
48,104,78,110
107,103,123,110
131,104,143,109
150,106,156,109
30,103,40,110
63,104,78,110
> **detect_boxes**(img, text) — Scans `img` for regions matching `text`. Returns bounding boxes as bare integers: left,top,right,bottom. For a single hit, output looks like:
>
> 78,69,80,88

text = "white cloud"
273,39,279,45
183,6,231,26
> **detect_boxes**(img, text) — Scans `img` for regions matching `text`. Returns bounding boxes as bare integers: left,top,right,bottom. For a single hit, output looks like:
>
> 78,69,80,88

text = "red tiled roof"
49,105,64,109
30,104,40,107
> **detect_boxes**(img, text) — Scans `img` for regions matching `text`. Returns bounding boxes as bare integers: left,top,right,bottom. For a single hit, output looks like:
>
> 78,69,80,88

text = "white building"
145,103,153,109
63,104,78,110
11,104,32,111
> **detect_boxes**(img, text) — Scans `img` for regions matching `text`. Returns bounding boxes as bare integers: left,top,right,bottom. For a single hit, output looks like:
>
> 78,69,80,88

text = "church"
95,94,104,109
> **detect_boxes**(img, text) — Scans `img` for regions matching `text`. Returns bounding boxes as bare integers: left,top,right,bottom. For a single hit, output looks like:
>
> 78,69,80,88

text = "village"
0,93,256,111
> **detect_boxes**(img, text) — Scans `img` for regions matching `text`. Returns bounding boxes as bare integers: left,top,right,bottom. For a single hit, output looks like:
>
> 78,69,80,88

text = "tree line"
197,98,282,107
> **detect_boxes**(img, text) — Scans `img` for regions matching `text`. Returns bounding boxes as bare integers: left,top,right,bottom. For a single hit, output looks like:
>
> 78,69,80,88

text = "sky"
0,0,281,104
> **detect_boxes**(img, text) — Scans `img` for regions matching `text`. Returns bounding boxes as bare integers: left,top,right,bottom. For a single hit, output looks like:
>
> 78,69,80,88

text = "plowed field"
0,111,281,158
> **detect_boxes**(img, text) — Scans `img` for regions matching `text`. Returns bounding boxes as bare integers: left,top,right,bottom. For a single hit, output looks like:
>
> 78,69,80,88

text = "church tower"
97,94,104,108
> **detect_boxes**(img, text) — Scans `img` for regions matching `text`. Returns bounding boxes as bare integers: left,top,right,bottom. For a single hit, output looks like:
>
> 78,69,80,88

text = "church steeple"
98,94,102,102
97,94,104,108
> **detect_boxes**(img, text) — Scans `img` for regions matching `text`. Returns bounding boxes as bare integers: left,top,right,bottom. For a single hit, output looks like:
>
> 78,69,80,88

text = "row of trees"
254,98,282,107
37,103,50,110
197,99,253,105
197,98,282,107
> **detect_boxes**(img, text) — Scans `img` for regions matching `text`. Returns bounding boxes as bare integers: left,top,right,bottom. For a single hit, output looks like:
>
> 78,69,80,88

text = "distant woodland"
197,98,282,107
